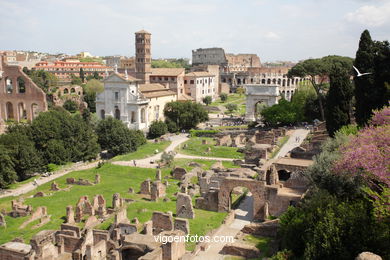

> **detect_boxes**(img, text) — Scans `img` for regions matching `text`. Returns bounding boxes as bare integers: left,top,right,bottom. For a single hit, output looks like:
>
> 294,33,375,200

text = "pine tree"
325,64,353,136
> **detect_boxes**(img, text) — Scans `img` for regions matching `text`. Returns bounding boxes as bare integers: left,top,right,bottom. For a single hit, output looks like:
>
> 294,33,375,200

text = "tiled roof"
151,68,185,76
184,71,215,77
178,93,194,101
139,83,177,98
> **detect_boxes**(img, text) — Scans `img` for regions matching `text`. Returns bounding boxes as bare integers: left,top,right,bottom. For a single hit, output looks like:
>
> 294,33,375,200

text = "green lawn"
112,140,171,161
211,93,246,107
0,162,227,251
176,137,244,159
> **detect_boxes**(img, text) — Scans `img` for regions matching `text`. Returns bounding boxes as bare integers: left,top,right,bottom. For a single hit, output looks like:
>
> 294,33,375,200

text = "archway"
121,245,149,260
63,88,69,94
278,170,291,181
115,107,120,120
6,102,14,120
245,85,279,121
18,102,27,121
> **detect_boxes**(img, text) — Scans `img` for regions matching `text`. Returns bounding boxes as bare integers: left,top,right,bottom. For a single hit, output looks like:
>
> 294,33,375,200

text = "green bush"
189,129,219,137
220,93,228,102
148,120,168,139
63,100,78,113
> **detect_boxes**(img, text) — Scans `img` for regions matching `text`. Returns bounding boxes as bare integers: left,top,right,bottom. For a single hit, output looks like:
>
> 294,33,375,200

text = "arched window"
71,88,76,93
141,108,146,123
267,79,271,84
5,77,13,94
100,109,105,119
17,77,26,93
261,79,266,84
115,107,120,120
63,88,69,94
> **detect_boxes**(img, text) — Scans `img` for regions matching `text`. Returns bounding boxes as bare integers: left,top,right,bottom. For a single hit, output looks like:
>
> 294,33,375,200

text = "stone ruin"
50,181,59,191
75,196,94,222
9,200,33,217
195,159,311,220
172,167,187,180
140,179,151,195
20,206,50,229
66,175,99,186
152,211,174,235
150,181,166,201
111,193,124,210
215,128,287,148
155,169,162,181
176,193,195,219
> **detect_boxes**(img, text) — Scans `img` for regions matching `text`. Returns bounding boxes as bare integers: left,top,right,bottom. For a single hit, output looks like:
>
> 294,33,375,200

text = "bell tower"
135,30,152,84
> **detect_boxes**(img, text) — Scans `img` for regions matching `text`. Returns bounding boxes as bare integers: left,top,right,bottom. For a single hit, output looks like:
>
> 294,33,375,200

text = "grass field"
112,140,171,161
176,137,244,159
0,162,226,250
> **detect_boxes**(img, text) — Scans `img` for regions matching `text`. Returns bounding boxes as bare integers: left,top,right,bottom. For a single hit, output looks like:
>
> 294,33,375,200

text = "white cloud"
264,31,280,40
346,2,390,26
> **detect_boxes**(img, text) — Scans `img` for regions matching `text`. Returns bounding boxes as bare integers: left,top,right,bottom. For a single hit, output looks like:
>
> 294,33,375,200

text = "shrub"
164,101,208,130
189,129,219,137
220,93,228,102
63,100,78,113
148,120,168,139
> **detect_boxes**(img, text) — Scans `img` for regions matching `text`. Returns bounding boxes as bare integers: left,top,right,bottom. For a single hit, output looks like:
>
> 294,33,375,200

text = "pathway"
192,193,253,260
0,161,99,199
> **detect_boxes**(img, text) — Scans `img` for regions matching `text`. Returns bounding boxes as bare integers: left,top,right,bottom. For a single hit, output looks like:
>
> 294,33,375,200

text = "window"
115,92,119,101
184,80,187,84
164,77,168,81
17,77,26,93
131,111,136,123
190,80,194,84
141,108,146,123
100,109,105,119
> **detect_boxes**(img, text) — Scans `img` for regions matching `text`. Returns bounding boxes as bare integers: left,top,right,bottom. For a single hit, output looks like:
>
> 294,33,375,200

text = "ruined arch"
63,88,69,94
245,85,279,121
71,88,76,93
218,177,267,220
278,170,291,181
121,245,149,260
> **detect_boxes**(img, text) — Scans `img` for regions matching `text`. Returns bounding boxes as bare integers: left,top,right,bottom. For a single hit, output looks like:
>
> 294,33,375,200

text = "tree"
325,64,354,136
354,30,389,126
79,68,85,83
288,56,353,121
0,131,44,181
0,145,17,188
164,101,208,131
84,79,104,112
220,93,228,102
148,120,168,139
63,100,78,113
31,110,99,164
236,87,245,96
30,70,58,93
96,117,146,156
202,96,212,106
260,99,297,126
70,74,82,85
225,103,238,115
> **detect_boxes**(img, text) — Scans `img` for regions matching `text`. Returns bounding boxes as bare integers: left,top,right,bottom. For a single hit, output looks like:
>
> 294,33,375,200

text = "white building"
96,72,176,131
184,72,216,103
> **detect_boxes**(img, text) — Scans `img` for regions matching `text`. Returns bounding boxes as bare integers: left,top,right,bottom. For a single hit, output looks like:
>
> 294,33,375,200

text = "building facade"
33,60,112,83
192,47,228,67
184,72,216,103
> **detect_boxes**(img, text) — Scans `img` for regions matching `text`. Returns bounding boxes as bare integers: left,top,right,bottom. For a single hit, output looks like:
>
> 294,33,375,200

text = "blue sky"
0,0,389,62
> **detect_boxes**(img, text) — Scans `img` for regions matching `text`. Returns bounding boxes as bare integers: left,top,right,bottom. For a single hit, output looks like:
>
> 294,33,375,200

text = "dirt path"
0,161,99,199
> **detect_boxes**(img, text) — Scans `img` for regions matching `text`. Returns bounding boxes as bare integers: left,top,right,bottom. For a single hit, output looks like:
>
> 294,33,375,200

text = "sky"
0,0,389,62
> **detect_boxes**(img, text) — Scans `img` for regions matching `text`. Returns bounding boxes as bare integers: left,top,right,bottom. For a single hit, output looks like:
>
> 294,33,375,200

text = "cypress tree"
354,30,389,126
326,64,353,136
80,68,85,83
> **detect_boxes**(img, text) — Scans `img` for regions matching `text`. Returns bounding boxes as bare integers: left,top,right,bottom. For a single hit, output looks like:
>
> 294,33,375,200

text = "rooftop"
151,68,185,76
184,71,215,77
139,83,176,98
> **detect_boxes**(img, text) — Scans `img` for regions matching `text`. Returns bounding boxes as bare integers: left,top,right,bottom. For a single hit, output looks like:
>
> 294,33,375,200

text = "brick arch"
217,177,267,220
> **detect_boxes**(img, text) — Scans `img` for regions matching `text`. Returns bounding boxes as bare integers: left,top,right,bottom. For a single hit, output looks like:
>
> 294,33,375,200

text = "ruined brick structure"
0,53,47,129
